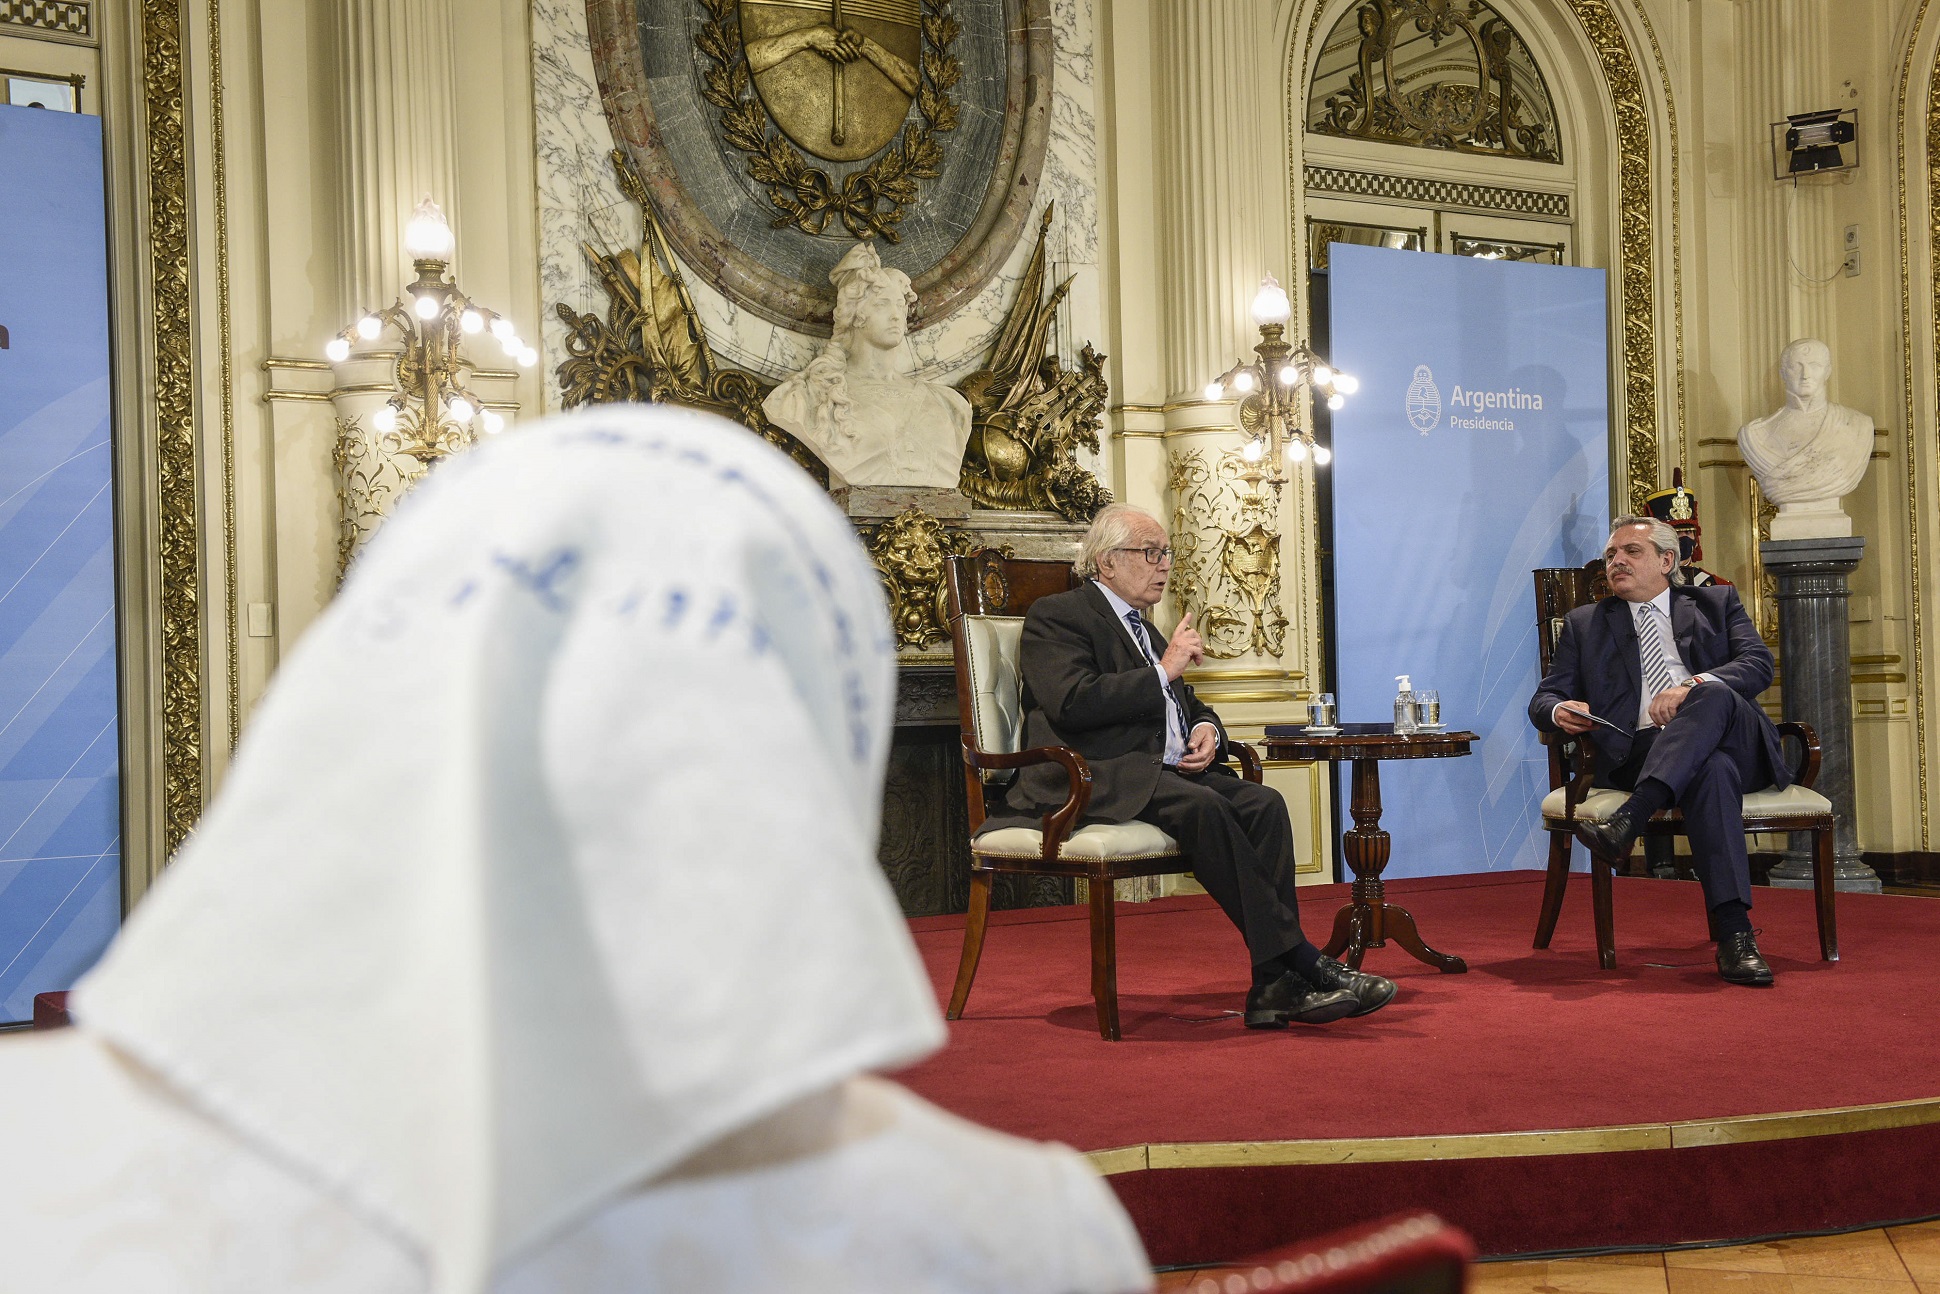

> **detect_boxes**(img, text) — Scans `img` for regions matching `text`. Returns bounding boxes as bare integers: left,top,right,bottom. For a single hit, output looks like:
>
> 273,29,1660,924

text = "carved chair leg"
1534,829,1572,949
947,868,994,1020
1813,822,1839,962
1089,870,1121,1041
1590,854,1617,971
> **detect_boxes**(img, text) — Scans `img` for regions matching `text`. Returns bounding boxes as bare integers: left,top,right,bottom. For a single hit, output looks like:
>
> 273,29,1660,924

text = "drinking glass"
1416,690,1441,729
1310,693,1337,728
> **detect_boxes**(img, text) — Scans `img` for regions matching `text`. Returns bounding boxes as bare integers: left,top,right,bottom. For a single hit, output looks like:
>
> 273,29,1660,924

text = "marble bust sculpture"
764,243,974,491
1737,338,1874,540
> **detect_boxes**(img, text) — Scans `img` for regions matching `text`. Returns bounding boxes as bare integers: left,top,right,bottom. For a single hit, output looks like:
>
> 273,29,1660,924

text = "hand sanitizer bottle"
1393,675,1419,734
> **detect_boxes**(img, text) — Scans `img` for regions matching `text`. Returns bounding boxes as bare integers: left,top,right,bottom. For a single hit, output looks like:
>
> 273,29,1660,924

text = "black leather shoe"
1572,804,1646,865
1303,954,1397,1017
1243,971,1358,1028
1716,931,1775,986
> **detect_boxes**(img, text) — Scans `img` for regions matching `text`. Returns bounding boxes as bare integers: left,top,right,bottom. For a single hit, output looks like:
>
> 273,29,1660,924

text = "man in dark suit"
1529,516,1791,985
996,503,1395,1028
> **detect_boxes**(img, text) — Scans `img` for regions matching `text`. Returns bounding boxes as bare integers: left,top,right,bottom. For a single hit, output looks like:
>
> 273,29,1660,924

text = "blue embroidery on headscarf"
490,548,581,612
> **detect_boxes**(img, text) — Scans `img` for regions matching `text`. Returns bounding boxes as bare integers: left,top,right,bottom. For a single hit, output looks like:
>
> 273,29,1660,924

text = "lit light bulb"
413,294,439,320
482,409,505,434
490,317,515,340
1312,444,1333,466
1313,364,1334,385
1286,439,1310,462
1250,274,1292,327
324,337,351,363
1327,393,1346,411
460,309,483,334
357,315,382,340
1334,373,1359,394
518,346,538,368
501,333,521,356
1278,364,1299,386
402,197,455,260
447,396,475,422
1203,381,1226,402
372,404,398,433
1232,370,1256,394
1241,439,1264,463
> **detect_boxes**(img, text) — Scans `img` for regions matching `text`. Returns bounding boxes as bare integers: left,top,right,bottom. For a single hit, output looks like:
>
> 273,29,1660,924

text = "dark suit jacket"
1528,583,1789,786
998,582,1230,824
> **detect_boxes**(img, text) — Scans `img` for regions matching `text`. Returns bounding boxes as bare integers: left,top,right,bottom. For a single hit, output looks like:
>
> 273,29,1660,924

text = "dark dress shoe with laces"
1716,931,1775,986
1572,804,1646,865
1304,954,1397,1017
1243,971,1358,1028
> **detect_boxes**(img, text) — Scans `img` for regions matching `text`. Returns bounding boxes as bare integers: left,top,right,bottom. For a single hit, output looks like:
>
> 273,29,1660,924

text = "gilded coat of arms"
697,0,961,241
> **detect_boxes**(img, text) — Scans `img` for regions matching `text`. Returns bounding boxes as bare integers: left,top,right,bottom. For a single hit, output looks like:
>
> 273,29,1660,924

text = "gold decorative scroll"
865,506,986,650
1166,449,1288,660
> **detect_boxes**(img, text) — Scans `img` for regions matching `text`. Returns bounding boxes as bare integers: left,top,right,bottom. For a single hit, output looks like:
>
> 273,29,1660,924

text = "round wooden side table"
1262,723,1477,973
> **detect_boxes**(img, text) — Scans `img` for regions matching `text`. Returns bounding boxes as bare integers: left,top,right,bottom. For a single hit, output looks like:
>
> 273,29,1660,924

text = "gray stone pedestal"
1759,536,1881,893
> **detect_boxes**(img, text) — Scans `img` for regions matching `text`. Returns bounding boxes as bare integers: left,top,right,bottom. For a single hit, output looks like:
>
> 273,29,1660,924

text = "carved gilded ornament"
695,0,961,242
1309,0,1560,163
557,153,1110,521
1166,450,1289,661
143,0,201,854
866,506,985,651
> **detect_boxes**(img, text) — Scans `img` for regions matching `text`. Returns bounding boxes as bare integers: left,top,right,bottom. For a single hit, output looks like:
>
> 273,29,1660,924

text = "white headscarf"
72,405,944,1292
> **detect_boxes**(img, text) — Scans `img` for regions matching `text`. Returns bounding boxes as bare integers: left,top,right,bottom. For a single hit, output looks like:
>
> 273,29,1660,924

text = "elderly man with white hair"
987,502,1397,1029
1531,515,1792,986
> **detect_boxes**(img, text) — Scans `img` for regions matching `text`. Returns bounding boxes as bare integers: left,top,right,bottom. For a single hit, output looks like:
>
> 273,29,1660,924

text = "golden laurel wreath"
695,0,962,242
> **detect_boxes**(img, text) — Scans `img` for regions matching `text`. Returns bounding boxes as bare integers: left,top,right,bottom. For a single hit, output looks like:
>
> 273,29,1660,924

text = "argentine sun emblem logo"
1405,365,1441,433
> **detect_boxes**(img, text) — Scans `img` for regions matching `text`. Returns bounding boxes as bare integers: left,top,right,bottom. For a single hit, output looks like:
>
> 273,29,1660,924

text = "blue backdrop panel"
1328,243,1609,878
0,104,120,1024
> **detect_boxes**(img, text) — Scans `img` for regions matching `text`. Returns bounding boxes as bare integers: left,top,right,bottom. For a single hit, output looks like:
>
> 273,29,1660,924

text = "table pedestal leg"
1322,757,1467,973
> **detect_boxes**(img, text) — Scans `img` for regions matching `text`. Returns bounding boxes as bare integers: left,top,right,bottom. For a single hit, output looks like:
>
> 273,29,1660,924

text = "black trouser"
1136,768,1305,963
1600,683,1777,911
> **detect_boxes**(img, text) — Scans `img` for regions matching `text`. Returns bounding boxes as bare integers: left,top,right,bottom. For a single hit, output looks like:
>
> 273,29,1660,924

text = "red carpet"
895,872,1940,1261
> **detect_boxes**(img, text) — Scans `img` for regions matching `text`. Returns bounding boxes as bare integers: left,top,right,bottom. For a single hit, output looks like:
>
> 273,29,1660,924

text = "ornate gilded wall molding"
1564,0,1658,514
1302,163,1569,218
1166,449,1288,661
208,0,239,754
1893,0,1936,843
143,0,201,856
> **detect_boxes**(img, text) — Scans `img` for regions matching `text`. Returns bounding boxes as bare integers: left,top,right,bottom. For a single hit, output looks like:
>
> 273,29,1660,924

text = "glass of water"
1310,693,1337,728
1416,689,1441,729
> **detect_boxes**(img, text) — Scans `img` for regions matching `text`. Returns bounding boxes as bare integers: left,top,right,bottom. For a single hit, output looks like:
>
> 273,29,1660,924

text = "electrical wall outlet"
1844,248,1861,277
1844,224,1861,276
1845,224,1860,251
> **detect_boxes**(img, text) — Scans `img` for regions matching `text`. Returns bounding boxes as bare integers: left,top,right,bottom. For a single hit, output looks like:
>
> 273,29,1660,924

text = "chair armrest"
1537,729,1601,822
962,739,1094,860
1230,740,1264,784
1776,720,1822,789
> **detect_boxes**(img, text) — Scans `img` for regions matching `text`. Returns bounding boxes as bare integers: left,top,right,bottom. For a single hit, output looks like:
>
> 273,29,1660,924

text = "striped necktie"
1126,611,1186,746
1635,602,1684,724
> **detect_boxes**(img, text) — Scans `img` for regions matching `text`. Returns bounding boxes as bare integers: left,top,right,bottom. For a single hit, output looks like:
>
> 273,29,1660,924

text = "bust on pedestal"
1737,339,1873,540
764,242,974,506
1742,339,1880,892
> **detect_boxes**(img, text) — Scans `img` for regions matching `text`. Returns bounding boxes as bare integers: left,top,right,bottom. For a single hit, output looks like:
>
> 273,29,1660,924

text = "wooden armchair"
942,550,1262,1041
1530,565,1838,968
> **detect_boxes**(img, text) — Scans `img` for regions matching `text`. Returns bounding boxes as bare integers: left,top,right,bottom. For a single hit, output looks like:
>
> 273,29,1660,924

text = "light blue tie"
1127,611,1185,751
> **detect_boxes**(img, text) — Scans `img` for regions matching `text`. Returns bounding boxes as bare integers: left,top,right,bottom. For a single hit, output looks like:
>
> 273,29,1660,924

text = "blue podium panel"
0,105,120,1023
1328,244,1610,878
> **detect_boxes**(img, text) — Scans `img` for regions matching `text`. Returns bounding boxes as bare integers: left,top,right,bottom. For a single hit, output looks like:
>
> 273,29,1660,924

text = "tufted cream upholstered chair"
942,551,1262,1041
1531,565,1839,969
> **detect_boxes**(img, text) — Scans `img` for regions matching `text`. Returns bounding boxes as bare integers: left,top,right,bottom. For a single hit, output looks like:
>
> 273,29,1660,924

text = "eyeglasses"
1112,545,1173,566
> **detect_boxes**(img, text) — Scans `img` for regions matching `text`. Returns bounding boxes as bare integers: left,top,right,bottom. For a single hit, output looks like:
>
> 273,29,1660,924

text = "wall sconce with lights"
1203,275,1356,491
323,197,535,463
323,197,536,577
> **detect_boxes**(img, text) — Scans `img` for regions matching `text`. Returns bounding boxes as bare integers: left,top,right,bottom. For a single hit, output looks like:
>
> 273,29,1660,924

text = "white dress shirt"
1093,580,1212,765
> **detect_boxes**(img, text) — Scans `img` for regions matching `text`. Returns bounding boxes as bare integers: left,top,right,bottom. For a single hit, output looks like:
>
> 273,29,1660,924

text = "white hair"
1610,514,1686,586
1075,502,1162,578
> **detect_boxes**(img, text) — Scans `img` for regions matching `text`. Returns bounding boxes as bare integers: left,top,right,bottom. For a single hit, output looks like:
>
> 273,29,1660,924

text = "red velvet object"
1179,1213,1473,1294
31,991,70,1030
